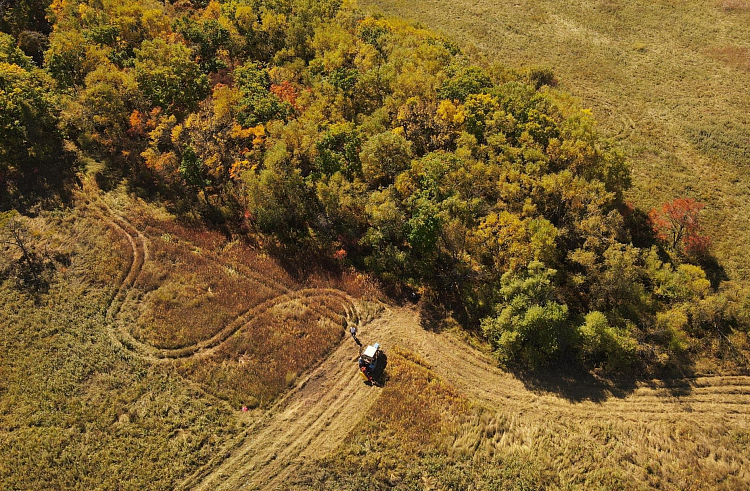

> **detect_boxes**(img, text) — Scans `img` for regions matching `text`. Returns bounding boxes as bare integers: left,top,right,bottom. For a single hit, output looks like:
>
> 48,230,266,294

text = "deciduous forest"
1,0,749,488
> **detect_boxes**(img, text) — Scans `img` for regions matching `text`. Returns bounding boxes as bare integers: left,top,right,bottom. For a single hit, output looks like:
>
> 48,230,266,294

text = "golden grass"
176,296,348,407
0,202,237,489
360,0,750,284
299,347,750,489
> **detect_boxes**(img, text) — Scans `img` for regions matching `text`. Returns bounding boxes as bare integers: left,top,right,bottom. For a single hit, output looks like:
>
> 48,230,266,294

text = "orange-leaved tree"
649,198,710,257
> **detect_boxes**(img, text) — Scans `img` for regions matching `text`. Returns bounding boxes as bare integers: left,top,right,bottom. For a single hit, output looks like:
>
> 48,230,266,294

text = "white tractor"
357,343,387,386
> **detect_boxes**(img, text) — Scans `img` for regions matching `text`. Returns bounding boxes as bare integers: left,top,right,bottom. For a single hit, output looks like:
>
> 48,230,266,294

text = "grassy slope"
360,0,750,283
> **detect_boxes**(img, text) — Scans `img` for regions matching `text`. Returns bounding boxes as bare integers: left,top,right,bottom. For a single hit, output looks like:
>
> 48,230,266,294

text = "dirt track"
96,201,750,490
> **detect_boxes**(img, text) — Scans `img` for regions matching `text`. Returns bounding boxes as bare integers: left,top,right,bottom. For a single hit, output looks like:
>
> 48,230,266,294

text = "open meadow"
360,0,750,283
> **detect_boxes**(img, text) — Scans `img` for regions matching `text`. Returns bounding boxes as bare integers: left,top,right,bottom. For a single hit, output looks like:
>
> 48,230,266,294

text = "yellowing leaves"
234,6,256,32
171,124,183,144
230,160,255,180
436,99,466,126
202,0,222,20
229,123,265,147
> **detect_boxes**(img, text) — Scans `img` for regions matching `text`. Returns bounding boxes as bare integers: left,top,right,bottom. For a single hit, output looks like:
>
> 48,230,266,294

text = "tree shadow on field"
509,365,636,403
510,354,700,403
0,252,61,303
697,254,728,290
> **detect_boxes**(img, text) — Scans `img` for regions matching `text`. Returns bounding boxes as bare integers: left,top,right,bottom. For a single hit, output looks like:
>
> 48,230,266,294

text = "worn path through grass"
184,304,750,489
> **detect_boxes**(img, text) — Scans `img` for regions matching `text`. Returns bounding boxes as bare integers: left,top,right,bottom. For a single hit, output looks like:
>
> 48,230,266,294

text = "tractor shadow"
372,352,388,387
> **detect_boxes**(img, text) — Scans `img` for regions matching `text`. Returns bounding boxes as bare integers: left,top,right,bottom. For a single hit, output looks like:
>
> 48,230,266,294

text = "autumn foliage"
649,198,711,257
270,81,299,110
0,0,744,376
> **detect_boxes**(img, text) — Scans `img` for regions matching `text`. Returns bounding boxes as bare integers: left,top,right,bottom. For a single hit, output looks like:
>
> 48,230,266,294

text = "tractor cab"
358,343,387,386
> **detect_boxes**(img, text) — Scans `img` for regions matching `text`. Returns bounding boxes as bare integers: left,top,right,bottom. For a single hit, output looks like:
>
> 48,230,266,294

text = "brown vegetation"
706,46,750,72
718,0,750,11
175,294,348,407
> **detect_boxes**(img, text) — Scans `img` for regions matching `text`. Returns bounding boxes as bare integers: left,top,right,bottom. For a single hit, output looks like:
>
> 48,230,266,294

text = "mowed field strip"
88,201,750,489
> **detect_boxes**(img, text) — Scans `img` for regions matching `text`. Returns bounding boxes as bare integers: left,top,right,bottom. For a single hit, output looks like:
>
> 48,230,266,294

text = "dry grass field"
296,314,750,490
0,198,238,489
0,183,376,488
359,0,750,284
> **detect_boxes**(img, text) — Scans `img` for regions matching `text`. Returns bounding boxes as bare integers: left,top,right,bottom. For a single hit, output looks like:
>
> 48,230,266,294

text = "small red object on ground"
241,405,248,412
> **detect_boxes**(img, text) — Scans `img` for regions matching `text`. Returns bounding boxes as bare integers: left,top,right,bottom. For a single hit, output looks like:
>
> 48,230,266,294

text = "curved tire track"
96,202,360,366
380,309,750,423
185,310,386,491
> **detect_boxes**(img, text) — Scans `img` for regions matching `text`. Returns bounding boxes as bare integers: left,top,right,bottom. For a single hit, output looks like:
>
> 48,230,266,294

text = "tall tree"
133,38,209,114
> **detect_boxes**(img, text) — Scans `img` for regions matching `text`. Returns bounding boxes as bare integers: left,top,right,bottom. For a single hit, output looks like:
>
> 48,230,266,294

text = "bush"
360,131,413,188
438,65,492,102
578,311,638,373
482,262,571,368
133,38,209,114
234,61,286,126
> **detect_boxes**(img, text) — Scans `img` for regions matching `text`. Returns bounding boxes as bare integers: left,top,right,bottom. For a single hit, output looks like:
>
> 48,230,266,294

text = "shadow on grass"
698,254,729,290
507,354,699,403
509,364,639,403
0,253,64,303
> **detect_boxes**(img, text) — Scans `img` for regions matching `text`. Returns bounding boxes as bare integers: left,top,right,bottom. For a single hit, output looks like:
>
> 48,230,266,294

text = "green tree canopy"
133,38,209,114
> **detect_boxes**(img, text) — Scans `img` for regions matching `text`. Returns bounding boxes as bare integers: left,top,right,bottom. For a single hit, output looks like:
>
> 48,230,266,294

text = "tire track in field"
96,202,361,365
187,310,387,491
380,309,750,424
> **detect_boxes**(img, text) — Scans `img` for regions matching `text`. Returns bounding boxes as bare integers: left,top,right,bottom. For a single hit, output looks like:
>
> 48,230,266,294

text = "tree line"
1,0,748,373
